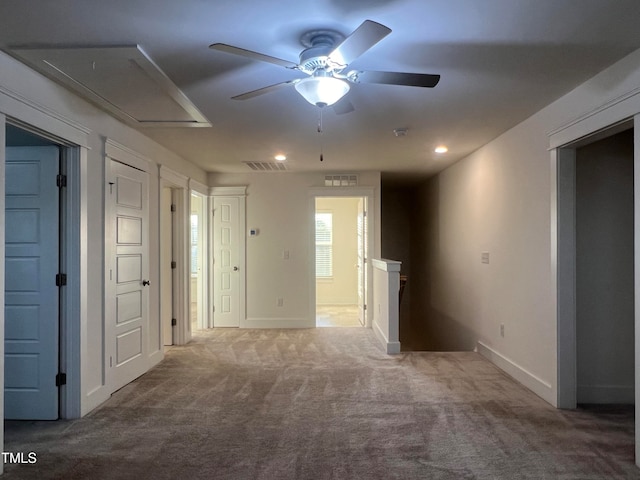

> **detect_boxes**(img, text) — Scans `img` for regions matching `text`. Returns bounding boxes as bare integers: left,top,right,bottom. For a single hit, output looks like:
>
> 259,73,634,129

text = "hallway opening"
314,196,367,328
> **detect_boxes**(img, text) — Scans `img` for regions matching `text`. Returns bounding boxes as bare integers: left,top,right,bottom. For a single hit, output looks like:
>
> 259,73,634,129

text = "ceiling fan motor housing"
299,30,345,74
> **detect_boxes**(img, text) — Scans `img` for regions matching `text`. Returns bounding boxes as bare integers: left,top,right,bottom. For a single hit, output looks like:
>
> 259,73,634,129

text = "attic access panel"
10,45,210,127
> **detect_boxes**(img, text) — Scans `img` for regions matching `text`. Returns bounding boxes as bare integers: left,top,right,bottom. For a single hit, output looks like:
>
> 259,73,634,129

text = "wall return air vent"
10,45,210,128
325,175,358,186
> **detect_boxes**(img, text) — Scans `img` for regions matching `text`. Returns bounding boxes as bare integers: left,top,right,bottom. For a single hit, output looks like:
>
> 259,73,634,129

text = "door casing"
3,119,86,420
159,166,190,344
309,187,375,328
210,186,246,328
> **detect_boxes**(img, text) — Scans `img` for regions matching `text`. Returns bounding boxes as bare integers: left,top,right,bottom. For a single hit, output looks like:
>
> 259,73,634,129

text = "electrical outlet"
481,252,490,264
277,298,284,307
283,250,290,260
500,324,505,337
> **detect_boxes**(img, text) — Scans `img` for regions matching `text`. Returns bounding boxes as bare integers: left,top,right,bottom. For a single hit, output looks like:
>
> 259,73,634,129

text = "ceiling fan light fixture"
294,76,350,107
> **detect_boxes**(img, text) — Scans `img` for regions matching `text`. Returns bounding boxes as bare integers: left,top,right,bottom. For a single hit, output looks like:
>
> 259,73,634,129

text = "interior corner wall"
380,184,417,349
0,50,207,416
208,171,381,328
411,47,640,404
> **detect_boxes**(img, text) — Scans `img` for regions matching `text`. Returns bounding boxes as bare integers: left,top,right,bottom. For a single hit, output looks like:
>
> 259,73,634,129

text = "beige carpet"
3,328,639,479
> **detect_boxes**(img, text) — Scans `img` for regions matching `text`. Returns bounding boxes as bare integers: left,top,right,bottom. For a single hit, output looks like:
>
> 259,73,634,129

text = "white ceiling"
1,0,640,182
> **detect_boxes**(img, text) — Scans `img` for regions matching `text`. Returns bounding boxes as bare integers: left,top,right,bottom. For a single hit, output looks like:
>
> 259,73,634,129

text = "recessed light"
274,154,287,161
435,145,448,154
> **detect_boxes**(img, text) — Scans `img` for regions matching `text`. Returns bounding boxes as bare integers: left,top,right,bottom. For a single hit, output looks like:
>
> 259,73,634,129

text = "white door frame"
309,187,375,328
0,100,90,427
189,179,210,330
210,186,246,328
550,89,640,464
104,157,151,391
159,166,190,344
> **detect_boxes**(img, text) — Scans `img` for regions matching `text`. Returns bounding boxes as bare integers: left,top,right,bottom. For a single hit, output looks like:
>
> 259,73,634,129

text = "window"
191,214,198,275
315,212,333,278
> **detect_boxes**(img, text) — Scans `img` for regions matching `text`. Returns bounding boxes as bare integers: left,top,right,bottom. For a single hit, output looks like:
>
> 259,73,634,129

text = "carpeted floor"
3,328,639,479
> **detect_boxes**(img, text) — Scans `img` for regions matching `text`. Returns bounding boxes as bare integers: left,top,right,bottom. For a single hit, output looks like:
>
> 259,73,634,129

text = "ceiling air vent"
244,161,288,171
325,175,358,186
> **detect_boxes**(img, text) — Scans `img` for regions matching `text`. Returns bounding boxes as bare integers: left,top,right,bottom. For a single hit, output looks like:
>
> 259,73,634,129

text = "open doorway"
190,193,206,332
161,187,175,346
557,124,635,419
5,125,60,419
575,128,634,406
315,197,366,327
3,122,84,420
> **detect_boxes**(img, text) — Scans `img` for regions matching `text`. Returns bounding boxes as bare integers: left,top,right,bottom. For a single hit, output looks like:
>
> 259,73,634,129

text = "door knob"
142,280,151,286
233,266,239,271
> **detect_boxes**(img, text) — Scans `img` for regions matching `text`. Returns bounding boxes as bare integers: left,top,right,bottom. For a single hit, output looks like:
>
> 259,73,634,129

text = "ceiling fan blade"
355,70,441,88
231,80,297,100
332,98,355,115
328,20,391,66
209,43,298,69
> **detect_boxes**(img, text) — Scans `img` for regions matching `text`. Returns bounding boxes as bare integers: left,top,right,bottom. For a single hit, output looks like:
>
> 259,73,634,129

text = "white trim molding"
0,85,91,148
477,341,554,404
159,164,188,188
105,138,152,173
189,178,208,195
209,185,247,197
548,86,640,149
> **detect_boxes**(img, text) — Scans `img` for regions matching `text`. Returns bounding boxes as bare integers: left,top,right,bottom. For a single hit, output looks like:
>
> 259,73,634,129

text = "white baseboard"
477,341,554,404
241,317,314,329
577,384,635,404
373,320,401,354
83,385,111,417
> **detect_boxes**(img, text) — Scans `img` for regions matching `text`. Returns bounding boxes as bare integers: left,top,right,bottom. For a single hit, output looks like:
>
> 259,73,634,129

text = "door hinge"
170,203,176,212
212,305,215,313
56,174,67,188
55,373,67,387
171,318,177,326
171,261,177,269
363,304,367,311
56,273,67,286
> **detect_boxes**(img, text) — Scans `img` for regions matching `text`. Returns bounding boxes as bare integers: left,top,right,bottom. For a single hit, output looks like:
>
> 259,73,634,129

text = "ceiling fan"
209,20,440,113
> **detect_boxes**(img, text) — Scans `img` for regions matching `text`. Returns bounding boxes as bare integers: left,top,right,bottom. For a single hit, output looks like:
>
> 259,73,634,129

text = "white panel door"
213,197,240,327
107,160,149,392
357,198,368,326
4,146,60,420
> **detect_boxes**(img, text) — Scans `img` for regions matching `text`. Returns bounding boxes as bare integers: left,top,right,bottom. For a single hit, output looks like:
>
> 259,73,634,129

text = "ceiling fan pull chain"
318,108,324,161
317,106,324,133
